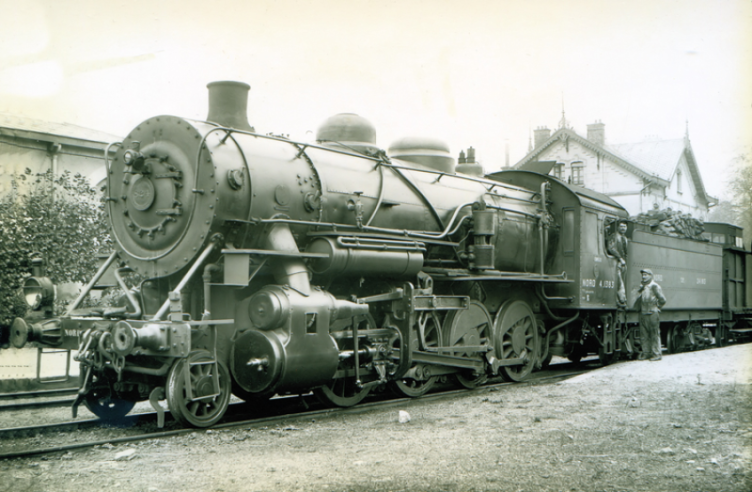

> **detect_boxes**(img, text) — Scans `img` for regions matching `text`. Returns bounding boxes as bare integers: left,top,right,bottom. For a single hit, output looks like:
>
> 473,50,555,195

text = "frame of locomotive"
8,82,751,428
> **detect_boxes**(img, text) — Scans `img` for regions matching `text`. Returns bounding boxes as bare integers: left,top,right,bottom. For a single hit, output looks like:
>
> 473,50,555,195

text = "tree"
0,169,111,337
707,153,752,250
707,200,737,224
729,154,752,249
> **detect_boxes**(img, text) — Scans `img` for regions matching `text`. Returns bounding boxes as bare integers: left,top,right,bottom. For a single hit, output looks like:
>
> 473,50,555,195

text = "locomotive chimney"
206,81,254,132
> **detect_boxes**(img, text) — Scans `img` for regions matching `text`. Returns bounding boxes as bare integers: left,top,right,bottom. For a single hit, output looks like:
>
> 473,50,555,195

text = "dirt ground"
1,344,750,492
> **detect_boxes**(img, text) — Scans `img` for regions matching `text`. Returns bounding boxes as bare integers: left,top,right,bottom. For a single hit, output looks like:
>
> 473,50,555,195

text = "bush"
0,169,111,333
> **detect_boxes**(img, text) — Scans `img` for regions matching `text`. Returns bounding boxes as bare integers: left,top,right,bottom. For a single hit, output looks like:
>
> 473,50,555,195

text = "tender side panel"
724,249,746,312
627,230,722,312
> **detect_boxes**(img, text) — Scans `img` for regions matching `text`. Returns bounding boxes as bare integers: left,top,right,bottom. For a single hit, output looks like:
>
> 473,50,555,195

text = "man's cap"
640,268,653,275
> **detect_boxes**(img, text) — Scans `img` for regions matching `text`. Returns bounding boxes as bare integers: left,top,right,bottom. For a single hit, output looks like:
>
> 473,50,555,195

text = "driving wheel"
391,311,442,397
495,300,538,382
442,301,493,389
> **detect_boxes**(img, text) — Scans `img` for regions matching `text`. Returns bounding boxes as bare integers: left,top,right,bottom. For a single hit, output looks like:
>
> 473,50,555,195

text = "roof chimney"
533,127,551,149
587,121,605,146
206,81,254,132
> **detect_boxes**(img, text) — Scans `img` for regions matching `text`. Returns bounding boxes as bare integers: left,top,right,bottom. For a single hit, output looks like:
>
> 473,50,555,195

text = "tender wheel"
495,300,538,382
391,311,442,397
166,350,232,428
83,385,136,420
598,345,615,366
314,378,371,407
666,323,683,354
716,324,728,348
442,300,493,389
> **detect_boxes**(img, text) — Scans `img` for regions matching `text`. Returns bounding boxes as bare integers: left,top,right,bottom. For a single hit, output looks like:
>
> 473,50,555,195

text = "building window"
554,163,565,180
571,163,584,186
677,170,683,194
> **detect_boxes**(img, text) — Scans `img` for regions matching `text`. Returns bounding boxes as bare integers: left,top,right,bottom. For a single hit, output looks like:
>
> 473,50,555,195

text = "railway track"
0,365,591,461
0,387,78,401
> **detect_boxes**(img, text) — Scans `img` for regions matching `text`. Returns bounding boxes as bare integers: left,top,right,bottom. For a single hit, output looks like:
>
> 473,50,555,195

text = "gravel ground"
0,344,750,492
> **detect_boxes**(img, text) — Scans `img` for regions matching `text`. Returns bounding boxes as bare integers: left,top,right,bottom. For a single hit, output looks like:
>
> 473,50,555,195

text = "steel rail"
0,398,76,412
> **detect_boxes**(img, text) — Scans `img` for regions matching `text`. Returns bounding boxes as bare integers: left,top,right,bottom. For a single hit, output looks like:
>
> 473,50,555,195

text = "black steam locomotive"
9,82,751,427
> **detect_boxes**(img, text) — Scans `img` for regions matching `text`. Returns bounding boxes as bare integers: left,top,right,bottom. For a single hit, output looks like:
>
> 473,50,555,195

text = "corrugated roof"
0,111,122,145
605,138,686,181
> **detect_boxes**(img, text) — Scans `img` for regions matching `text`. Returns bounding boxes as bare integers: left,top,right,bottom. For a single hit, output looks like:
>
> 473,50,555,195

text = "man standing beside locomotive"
634,268,667,361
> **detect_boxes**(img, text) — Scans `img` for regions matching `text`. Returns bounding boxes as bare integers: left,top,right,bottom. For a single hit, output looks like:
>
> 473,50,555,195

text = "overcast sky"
1,0,750,198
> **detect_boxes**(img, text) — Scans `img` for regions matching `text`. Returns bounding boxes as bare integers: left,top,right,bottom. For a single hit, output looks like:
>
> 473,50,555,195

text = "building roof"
0,112,121,147
515,126,716,207
605,138,685,182
516,127,667,185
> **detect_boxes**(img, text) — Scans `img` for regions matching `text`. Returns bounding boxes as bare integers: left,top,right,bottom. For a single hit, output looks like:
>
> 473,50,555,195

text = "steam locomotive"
9,81,751,427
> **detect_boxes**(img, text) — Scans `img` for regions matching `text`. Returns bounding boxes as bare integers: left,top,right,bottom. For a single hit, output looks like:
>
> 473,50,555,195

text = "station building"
0,112,120,195
514,117,717,219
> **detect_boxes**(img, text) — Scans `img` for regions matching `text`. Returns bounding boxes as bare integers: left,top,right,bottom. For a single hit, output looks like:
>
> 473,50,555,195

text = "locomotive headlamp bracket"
123,141,146,171
22,276,55,310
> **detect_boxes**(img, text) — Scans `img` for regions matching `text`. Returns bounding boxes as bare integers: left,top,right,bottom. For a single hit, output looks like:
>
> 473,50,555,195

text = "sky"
1,0,750,199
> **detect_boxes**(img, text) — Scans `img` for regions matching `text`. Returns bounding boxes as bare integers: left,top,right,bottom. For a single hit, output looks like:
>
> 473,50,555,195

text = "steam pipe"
114,267,142,319
153,239,219,320
202,263,221,320
263,223,311,295
542,310,581,361
364,163,385,227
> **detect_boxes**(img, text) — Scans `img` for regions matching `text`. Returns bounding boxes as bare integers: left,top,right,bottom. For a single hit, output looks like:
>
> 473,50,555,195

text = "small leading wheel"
495,300,538,382
166,350,232,428
83,384,136,420
392,311,443,397
314,378,370,407
315,314,374,407
442,301,493,389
